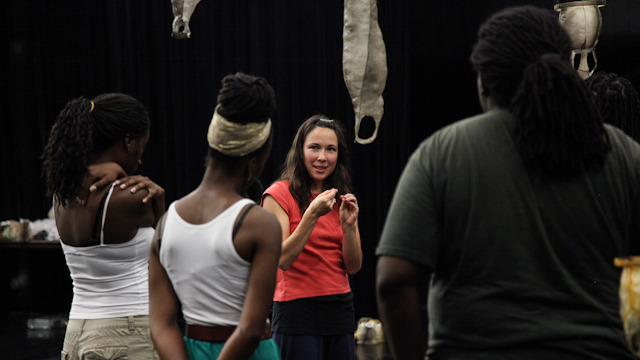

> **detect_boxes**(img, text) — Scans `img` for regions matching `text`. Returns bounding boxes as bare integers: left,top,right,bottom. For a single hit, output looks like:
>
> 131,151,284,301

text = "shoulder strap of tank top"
156,212,168,253
232,203,257,240
99,183,117,245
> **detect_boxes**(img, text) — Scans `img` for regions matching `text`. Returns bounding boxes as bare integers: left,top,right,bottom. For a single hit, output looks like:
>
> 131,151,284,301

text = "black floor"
0,312,392,360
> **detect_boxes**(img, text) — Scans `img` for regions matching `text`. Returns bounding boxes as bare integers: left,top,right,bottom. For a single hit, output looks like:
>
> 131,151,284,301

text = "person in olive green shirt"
376,6,640,360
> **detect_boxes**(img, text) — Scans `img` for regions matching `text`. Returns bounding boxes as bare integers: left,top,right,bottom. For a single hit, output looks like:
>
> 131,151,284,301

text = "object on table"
0,219,31,242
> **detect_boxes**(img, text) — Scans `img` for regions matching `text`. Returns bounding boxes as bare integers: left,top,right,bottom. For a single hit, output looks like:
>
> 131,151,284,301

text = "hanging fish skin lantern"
171,0,202,39
342,0,388,144
554,0,606,79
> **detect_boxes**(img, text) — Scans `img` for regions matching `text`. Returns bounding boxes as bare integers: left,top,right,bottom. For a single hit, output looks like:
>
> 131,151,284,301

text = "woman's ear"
247,157,259,178
477,73,489,96
476,72,494,112
124,136,133,152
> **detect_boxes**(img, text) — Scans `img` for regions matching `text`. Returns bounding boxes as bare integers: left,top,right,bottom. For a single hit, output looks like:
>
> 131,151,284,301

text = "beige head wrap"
207,104,272,156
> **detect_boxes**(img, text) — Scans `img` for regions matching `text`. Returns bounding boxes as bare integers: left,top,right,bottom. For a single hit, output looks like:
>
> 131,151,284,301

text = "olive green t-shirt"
377,109,640,359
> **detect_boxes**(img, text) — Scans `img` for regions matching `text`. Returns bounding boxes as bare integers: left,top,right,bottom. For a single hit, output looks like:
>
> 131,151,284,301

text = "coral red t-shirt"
262,180,351,302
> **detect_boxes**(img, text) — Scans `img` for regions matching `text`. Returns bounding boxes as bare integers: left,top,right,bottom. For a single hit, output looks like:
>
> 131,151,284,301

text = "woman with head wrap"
149,72,282,360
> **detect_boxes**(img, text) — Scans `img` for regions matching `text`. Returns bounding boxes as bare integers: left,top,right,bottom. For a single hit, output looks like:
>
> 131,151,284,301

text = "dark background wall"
2,0,639,319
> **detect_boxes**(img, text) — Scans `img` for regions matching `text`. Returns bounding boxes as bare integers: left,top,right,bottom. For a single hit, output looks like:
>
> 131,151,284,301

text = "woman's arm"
340,193,362,274
114,175,166,209
110,176,166,229
87,162,165,207
149,221,189,360
376,255,430,360
217,208,282,360
262,188,338,270
115,175,165,225
99,178,165,245
86,162,126,193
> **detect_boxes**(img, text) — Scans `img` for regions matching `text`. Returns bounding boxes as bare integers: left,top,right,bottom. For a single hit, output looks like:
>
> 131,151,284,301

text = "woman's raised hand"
308,188,339,218
116,175,166,225
86,162,164,204
86,162,126,193
339,193,359,226
114,175,165,205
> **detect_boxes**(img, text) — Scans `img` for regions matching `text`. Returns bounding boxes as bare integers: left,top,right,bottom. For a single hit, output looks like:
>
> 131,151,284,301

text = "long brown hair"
280,115,352,215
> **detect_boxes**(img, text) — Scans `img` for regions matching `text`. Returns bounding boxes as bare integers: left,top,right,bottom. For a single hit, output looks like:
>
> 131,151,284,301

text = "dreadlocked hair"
42,93,150,206
216,72,276,125
470,6,610,177
280,115,352,216
206,72,277,173
585,72,640,143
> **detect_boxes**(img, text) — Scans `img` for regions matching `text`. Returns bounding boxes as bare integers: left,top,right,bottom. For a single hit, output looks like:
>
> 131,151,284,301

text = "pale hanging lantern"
554,0,606,79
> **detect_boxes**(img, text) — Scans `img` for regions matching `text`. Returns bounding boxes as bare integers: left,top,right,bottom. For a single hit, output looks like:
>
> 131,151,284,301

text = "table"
0,240,71,314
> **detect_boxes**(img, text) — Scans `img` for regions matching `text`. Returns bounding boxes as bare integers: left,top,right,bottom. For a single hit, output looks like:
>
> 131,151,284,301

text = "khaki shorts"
61,315,158,360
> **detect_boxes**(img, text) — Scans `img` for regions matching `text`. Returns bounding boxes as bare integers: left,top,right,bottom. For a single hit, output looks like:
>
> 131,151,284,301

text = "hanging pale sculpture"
169,0,389,145
171,0,202,39
554,0,606,79
343,0,388,144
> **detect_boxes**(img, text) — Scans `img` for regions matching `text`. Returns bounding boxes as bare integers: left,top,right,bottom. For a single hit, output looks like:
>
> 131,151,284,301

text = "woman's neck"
310,181,323,194
201,166,245,196
89,147,122,169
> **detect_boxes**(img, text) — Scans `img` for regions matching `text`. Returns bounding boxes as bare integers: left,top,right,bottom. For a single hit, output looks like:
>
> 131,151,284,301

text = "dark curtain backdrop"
3,0,639,318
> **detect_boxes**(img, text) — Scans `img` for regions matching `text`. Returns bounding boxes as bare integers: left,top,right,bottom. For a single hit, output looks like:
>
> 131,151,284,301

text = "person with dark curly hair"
376,5,640,360
585,71,640,143
149,72,282,360
261,115,362,360
42,93,165,359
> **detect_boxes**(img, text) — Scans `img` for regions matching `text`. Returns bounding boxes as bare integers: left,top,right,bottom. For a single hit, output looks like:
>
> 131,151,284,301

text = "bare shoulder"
241,205,282,245
106,185,154,227
108,185,150,208
246,206,281,234
233,204,281,261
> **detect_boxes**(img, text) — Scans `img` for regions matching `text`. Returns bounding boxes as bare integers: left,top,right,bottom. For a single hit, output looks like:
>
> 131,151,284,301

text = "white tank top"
61,183,154,319
159,198,254,326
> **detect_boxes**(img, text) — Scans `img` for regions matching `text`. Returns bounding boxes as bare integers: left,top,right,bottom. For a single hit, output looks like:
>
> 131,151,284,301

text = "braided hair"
280,115,352,216
207,72,277,173
585,72,640,143
42,93,150,206
470,6,610,177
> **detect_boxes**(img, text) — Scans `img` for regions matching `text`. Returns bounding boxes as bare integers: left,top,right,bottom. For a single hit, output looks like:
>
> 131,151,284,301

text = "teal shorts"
185,336,281,360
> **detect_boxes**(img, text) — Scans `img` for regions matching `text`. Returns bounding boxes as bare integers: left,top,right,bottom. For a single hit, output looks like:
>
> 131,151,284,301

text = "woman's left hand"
116,175,166,226
115,175,166,205
86,162,126,193
339,193,359,226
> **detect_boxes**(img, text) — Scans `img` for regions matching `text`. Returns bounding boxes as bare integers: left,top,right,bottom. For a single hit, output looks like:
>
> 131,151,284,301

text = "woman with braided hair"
585,71,640,143
376,5,640,360
149,72,282,360
42,93,165,359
